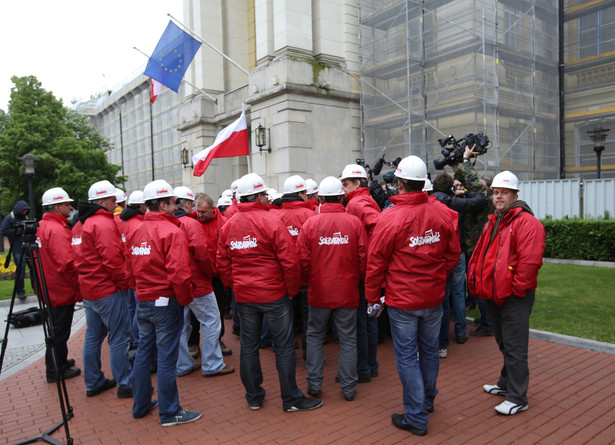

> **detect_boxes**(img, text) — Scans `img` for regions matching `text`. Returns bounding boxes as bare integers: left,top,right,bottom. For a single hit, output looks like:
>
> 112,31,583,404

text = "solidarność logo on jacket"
71,236,82,246
230,235,258,250
409,229,440,247
287,225,299,237
318,231,349,246
131,242,152,256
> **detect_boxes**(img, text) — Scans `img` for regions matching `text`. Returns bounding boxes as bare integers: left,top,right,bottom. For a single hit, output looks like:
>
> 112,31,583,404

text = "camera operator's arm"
459,144,485,194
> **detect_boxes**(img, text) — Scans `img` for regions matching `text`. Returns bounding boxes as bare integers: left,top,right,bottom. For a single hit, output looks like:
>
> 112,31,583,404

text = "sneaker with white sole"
161,409,202,427
483,384,506,396
284,397,323,412
439,349,447,358
495,400,528,415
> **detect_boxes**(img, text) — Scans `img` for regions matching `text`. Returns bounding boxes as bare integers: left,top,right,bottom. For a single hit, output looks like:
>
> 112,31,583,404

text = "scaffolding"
358,0,560,180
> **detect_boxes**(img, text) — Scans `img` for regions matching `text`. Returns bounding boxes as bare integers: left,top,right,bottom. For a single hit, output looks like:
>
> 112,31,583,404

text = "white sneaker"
483,384,506,396
439,349,447,358
495,400,528,415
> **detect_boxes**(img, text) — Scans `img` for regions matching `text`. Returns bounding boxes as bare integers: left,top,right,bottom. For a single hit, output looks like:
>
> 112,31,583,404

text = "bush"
542,218,615,261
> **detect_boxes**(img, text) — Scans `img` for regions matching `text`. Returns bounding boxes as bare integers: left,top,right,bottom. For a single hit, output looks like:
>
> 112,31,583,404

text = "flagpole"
167,13,251,77
133,46,218,103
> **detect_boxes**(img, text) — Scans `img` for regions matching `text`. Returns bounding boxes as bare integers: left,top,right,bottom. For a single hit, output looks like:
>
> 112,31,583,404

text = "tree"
0,75,124,218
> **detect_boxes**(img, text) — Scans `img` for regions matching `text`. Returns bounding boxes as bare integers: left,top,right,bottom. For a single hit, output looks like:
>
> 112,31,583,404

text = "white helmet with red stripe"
173,186,196,201
88,180,116,201
42,187,73,206
340,164,368,180
305,179,319,195
236,173,268,197
492,170,520,191
283,175,307,194
143,180,175,202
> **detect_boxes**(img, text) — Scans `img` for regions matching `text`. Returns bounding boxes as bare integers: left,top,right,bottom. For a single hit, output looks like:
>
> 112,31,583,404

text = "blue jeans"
127,288,139,349
177,292,224,375
83,291,132,391
388,304,442,430
132,298,183,423
439,253,466,347
357,281,378,378
237,295,303,410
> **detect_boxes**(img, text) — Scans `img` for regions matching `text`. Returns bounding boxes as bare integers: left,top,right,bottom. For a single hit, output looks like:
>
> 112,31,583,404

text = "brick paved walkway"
1,319,614,444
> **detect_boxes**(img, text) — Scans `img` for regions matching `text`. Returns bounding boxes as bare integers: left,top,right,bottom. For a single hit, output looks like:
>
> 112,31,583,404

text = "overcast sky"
0,0,183,111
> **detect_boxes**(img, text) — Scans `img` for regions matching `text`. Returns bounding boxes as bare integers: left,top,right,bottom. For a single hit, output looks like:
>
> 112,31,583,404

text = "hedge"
542,218,615,261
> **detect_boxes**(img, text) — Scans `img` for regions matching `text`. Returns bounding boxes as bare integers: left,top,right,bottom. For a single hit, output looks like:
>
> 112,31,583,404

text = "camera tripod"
0,221,74,445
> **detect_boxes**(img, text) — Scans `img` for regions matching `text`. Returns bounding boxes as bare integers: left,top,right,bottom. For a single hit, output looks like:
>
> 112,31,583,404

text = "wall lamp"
255,124,271,153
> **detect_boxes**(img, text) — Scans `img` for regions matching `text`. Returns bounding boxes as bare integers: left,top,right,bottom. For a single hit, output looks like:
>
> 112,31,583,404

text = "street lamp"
19,153,38,219
180,147,192,169
254,124,271,153
587,126,610,179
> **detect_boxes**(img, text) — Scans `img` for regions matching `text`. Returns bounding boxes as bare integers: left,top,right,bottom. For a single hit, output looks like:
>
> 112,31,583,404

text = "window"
579,5,615,59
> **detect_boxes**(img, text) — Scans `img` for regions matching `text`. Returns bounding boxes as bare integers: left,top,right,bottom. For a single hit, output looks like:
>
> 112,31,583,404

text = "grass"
468,262,615,343
0,279,35,301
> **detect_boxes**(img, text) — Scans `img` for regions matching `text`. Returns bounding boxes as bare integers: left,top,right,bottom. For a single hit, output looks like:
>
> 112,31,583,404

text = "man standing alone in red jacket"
467,171,545,416
217,173,322,413
37,187,82,383
366,156,460,436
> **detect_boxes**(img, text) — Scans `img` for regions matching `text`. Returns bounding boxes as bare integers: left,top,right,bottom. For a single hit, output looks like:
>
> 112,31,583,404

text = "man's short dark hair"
433,173,453,193
239,192,265,203
399,179,424,193
319,195,343,204
146,197,171,212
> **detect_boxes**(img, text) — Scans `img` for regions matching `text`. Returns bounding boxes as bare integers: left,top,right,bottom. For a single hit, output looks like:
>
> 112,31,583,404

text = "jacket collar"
389,192,429,206
238,201,269,212
280,200,311,210
42,212,69,225
319,203,345,213
345,187,370,201
144,211,181,227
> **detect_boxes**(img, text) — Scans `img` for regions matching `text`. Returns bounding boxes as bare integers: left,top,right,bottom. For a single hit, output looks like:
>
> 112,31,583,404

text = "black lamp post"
587,126,609,179
255,124,270,153
19,153,37,219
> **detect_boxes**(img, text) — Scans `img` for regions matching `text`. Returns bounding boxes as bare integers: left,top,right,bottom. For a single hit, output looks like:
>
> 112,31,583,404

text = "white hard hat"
221,189,233,199
305,179,319,195
340,164,367,180
217,196,233,207
283,175,307,194
394,155,427,181
318,176,345,196
236,173,268,197
492,170,520,191
127,190,145,205
230,179,241,195
115,188,127,204
266,188,278,200
42,187,73,206
88,180,117,201
143,180,175,202
173,186,195,201
422,178,433,192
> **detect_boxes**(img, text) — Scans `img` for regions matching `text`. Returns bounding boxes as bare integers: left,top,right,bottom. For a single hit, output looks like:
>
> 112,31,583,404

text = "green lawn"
467,262,615,343
0,279,35,301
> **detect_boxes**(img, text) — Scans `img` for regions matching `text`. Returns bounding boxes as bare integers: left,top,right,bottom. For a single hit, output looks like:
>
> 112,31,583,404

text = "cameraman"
1,200,31,301
432,173,488,357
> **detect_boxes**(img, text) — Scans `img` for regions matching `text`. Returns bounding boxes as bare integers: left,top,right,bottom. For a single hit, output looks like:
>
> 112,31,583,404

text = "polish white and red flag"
150,78,164,103
192,104,249,176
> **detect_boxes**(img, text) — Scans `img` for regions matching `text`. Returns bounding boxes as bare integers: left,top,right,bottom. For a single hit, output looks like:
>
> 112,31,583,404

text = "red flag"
193,104,249,176
151,78,163,103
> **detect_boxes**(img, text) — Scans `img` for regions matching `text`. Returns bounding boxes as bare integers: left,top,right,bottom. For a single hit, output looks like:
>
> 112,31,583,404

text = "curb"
544,258,615,268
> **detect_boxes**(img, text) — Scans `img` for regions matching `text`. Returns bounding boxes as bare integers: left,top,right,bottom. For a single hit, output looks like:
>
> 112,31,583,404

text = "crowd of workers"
4,149,546,435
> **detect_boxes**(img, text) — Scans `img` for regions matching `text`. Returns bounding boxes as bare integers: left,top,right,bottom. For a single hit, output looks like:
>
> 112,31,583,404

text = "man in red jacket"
366,156,460,436
467,171,545,416
297,176,367,402
173,186,234,377
37,187,82,383
217,173,322,413
127,180,202,427
77,180,132,399
341,163,381,383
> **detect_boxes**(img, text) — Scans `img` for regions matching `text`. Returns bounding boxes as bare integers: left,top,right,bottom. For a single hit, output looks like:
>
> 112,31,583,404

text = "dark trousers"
486,291,535,405
45,304,75,380
212,277,228,339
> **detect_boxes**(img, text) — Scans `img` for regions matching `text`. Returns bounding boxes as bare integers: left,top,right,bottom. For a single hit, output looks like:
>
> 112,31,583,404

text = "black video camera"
16,219,39,241
433,132,490,170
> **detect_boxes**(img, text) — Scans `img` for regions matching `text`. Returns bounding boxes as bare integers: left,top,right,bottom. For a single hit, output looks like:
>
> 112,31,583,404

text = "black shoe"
344,391,355,402
307,386,321,397
455,334,468,344
117,386,133,399
47,367,81,383
134,400,158,419
426,404,434,413
371,369,379,378
358,376,372,384
86,378,117,397
335,375,340,383
285,397,323,412
66,358,76,368
231,327,240,336
391,413,427,436
470,327,494,337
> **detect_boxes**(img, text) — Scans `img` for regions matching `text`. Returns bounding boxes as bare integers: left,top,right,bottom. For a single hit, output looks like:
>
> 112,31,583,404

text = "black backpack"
7,307,44,328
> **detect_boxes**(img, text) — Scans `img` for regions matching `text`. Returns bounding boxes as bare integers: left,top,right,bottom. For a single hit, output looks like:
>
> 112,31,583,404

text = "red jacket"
365,192,460,310
179,214,214,297
196,209,226,274
118,212,144,289
127,212,193,305
467,204,545,305
78,209,130,300
279,200,315,286
217,201,301,303
36,213,81,306
224,199,238,219
297,203,367,308
306,198,319,212
345,188,381,238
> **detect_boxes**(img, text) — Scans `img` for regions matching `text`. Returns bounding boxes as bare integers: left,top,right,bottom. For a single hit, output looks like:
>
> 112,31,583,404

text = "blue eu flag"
144,21,201,93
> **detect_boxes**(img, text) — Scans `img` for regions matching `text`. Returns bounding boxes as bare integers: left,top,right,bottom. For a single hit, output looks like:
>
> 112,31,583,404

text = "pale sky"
0,0,183,111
